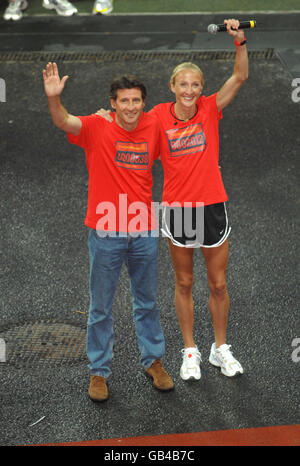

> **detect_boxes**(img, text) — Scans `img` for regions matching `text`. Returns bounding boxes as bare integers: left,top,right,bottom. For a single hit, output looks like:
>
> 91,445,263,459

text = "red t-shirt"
67,113,160,232
149,93,228,207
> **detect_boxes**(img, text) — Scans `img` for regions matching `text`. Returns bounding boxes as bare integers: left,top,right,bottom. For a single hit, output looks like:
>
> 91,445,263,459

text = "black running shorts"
161,202,231,248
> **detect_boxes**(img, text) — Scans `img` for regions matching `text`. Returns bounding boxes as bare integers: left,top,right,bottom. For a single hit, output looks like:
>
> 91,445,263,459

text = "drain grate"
0,49,276,63
0,321,87,368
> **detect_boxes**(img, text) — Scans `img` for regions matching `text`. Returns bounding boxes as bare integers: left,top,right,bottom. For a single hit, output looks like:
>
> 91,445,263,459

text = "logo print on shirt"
166,123,206,157
115,141,149,170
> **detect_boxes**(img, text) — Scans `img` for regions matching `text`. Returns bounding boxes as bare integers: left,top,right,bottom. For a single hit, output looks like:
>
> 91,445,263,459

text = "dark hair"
110,75,147,101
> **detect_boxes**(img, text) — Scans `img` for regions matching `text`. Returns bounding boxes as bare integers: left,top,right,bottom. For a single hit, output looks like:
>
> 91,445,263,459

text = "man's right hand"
43,62,81,135
43,62,69,97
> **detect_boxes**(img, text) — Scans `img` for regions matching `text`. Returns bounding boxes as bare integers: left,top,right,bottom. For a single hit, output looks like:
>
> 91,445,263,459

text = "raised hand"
224,19,245,41
42,62,69,97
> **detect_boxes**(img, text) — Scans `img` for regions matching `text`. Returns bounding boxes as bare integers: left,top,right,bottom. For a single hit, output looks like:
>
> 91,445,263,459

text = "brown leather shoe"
145,359,174,391
88,375,109,402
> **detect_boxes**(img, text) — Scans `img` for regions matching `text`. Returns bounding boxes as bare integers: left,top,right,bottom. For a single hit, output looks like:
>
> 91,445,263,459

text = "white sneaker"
3,0,28,21
42,0,78,16
180,347,201,380
93,0,113,15
209,343,244,377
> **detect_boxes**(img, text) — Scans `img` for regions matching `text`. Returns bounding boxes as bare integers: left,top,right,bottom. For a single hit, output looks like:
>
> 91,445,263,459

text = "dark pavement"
0,13,300,77
0,13,299,446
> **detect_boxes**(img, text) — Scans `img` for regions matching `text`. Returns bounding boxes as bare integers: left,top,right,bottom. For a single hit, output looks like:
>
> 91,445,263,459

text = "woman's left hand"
224,19,245,41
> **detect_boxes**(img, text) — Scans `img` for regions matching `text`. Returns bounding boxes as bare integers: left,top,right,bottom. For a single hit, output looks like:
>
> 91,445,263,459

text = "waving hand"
43,62,69,97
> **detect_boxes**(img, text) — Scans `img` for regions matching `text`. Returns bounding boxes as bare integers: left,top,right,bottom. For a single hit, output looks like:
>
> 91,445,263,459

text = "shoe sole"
180,370,201,381
93,8,113,14
180,375,201,382
4,15,23,20
88,392,109,402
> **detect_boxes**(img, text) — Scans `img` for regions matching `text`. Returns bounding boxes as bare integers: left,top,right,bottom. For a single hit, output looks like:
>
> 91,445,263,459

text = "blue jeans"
87,229,165,378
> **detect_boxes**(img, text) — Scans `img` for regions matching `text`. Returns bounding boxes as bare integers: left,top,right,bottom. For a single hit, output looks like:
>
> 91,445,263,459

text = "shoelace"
181,348,202,363
216,344,238,365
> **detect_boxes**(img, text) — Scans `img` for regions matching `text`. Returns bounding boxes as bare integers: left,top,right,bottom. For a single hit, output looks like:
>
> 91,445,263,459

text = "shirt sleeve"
153,122,161,160
204,93,223,121
148,106,159,118
146,110,161,160
67,114,102,149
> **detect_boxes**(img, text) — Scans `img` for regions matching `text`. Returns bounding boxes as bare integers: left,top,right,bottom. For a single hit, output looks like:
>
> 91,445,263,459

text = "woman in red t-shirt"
96,19,249,380
152,19,249,380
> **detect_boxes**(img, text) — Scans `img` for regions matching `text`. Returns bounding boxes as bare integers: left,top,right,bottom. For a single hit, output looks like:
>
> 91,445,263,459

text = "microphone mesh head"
207,24,218,35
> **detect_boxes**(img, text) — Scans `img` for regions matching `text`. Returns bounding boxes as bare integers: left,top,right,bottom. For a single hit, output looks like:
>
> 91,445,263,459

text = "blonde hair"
169,62,204,87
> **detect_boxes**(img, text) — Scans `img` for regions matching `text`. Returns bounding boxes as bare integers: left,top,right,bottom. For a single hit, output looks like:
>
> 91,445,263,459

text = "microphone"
207,20,256,35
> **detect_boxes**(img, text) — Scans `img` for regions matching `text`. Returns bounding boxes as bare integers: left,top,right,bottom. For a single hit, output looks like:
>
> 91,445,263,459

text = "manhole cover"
0,321,87,367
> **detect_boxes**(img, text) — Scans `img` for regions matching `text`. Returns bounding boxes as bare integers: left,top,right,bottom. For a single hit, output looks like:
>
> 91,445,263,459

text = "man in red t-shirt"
42,62,174,401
